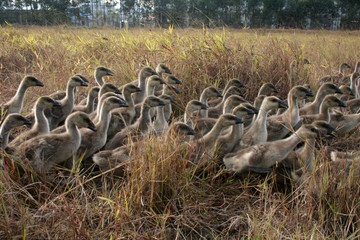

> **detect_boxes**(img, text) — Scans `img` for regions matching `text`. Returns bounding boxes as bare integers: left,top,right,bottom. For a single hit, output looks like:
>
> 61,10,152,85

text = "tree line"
0,0,359,29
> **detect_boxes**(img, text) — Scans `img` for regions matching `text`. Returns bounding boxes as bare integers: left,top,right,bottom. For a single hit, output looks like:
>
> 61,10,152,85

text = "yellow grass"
1,25,360,239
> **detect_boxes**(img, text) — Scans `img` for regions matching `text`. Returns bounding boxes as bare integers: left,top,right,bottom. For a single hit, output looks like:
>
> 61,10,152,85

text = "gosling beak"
80,81,88,87
273,87,279,94
306,90,314,97
36,80,44,87
78,75,89,83
158,100,166,106
175,78,182,85
278,100,288,109
338,100,346,108
135,86,142,92
87,122,97,132
53,101,61,107
169,96,177,103
235,117,244,124
187,128,196,136
201,103,208,110
172,86,181,94
165,68,172,74
246,109,255,115
217,93,223,98
335,88,343,94
24,118,32,126
239,82,246,88
250,107,259,114
106,70,115,76
114,88,122,95
317,129,327,138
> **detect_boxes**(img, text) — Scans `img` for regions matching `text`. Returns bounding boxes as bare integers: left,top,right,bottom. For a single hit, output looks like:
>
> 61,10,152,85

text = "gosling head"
261,83,279,95
36,96,61,110
22,76,44,88
100,83,121,95
232,105,255,118
123,83,142,94
96,66,114,77
103,96,129,110
312,120,337,137
321,83,343,95
89,86,100,98
68,112,96,132
341,62,352,70
262,96,288,111
147,75,165,87
140,67,157,79
166,75,182,85
156,63,172,75
186,100,208,113
74,74,89,83
225,95,248,109
172,122,195,136
297,124,326,139
144,96,166,108
204,86,223,98
323,95,346,108
1,113,32,129
163,85,181,95
339,85,354,97
69,75,88,88
254,95,266,109
158,94,177,104
226,78,246,89
218,114,244,128
240,103,259,114
292,85,314,100
224,86,244,98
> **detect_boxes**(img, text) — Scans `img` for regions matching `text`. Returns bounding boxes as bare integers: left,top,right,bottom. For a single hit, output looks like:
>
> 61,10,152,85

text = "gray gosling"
244,95,265,127
15,112,96,173
77,96,128,160
184,100,208,128
224,124,325,174
207,86,245,117
47,75,88,130
0,114,32,149
300,83,343,115
49,74,89,101
266,86,314,141
257,83,278,96
190,114,243,165
319,62,351,84
132,67,158,104
235,96,288,151
209,79,245,107
9,97,60,147
1,76,43,123
73,86,100,113
105,96,166,150
198,86,223,118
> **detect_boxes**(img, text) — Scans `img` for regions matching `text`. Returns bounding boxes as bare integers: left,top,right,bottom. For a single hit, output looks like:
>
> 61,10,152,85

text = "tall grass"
1,25,360,239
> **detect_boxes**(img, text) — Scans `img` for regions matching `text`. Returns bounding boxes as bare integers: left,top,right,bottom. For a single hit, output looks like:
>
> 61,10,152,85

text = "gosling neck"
283,91,299,125
139,104,151,132
95,72,105,86
202,120,226,146
199,92,209,118
299,138,316,171
318,101,331,122
10,81,28,112
276,133,303,158
0,123,12,149
65,118,81,141
154,105,167,130
34,105,50,135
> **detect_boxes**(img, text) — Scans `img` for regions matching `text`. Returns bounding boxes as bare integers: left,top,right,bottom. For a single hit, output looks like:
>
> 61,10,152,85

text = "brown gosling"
267,86,314,141
199,86,223,118
234,96,288,151
224,124,325,174
301,95,346,124
15,112,96,173
151,94,177,134
257,83,278,96
0,114,32,149
1,76,43,124
300,83,343,115
76,97,128,160
105,96,166,150
244,95,265,127
207,86,245,115
132,67,158,104
190,114,243,165
93,122,194,177
154,75,181,95
47,75,88,130
8,97,60,148
215,105,254,158
337,85,354,102
92,83,122,119
49,74,89,101
73,86,100,113
184,100,208,128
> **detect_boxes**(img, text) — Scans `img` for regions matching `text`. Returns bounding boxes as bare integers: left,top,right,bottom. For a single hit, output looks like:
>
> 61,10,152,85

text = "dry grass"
1,25,360,239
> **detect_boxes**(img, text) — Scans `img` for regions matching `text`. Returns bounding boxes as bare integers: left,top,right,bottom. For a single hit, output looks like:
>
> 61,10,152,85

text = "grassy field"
1,25,360,239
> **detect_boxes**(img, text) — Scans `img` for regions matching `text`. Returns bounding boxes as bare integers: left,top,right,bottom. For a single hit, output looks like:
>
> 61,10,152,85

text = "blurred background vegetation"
0,0,359,29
